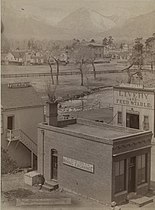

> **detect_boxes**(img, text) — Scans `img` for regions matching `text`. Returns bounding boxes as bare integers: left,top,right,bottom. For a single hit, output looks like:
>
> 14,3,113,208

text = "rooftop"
69,108,113,124
2,83,43,109
63,118,140,140
114,84,155,92
40,118,149,145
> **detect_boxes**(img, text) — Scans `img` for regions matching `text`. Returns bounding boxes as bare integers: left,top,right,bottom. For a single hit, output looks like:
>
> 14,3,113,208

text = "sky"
2,0,155,25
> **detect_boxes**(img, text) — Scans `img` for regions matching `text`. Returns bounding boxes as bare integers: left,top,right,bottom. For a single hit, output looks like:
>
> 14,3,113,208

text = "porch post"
31,151,34,169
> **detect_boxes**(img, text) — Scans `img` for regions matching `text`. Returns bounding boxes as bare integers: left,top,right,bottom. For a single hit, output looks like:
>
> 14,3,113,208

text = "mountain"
2,3,69,40
2,5,116,40
3,3,154,41
56,8,116,39
99,11,155,40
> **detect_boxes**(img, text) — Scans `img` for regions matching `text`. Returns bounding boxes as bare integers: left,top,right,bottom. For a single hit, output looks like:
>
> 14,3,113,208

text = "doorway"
51,149,58,180
126,113,139,129
128,157,136,193
7,116,14,130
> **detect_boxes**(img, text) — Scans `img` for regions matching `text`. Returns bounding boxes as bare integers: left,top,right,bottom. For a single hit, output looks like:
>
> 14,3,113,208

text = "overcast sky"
2,0,155,25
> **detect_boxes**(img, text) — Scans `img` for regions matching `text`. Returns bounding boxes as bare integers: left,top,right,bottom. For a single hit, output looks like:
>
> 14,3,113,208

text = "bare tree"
45,81,57,102
87,48,97,80
145,33,155,71
46,43,64,85
73,46,90,86
122,38,144,83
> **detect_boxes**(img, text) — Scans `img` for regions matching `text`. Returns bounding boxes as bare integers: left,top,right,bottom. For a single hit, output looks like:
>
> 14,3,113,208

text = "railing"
6,129,37,155
6,129,20,141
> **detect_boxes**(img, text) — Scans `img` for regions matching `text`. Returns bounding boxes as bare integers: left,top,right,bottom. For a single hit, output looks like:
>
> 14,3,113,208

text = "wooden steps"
42,181,59,192
129,196,153,207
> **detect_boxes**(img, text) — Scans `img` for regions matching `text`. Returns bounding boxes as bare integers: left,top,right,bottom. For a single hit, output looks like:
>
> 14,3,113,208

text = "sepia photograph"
1,0,155,209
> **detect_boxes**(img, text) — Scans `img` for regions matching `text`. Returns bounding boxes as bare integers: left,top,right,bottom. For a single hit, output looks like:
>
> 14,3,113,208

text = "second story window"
118,111,122,125
143,116,149,131
7,116,14,130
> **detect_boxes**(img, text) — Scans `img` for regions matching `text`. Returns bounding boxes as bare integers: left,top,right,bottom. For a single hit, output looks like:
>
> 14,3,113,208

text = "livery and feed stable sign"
63,156,94,173
114,89,154,110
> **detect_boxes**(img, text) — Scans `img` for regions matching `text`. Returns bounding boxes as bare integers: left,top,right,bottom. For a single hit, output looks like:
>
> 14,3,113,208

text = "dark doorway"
51,149,58,180
128,157,136,193
7,116,14,130
33,154,37,170
126,113,139,129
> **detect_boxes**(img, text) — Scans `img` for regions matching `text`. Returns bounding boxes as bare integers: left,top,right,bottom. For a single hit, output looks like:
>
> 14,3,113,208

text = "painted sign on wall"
63,156,94,173
114,88,154,109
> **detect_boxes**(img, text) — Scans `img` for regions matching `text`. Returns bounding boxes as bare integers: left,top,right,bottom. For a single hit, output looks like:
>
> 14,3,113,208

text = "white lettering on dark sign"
63,156,94,173
114,90,154,109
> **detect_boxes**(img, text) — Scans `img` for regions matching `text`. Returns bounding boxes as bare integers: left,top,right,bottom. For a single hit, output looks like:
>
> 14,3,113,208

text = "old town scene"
1,0,155,209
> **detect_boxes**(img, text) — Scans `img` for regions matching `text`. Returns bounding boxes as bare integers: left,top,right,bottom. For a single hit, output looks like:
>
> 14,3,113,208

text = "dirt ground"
1,171,106,210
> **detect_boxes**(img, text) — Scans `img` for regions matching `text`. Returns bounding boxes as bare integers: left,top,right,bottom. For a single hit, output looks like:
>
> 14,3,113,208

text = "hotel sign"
114,89,154,109
63,156,94,173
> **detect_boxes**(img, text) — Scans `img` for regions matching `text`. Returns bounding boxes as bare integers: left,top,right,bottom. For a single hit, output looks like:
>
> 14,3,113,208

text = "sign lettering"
114,89,154,109
63,156,94,173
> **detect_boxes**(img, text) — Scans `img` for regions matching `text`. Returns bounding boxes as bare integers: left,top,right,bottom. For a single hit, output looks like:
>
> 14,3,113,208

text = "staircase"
6,129,37,155
19,129,37,155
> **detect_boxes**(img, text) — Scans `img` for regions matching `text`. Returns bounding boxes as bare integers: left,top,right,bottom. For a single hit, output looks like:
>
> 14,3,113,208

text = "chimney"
45,101,58,127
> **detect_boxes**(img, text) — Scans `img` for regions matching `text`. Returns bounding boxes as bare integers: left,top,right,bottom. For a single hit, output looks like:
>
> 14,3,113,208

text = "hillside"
2,5,116,40
99,11,155,40
57,8,116,39
2,2,69,40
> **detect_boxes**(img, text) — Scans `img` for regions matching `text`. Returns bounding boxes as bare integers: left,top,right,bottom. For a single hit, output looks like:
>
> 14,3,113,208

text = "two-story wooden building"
113,84,155,143
1,82,44,169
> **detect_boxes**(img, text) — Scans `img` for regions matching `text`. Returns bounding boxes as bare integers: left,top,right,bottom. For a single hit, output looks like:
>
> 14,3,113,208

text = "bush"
1,147,18,174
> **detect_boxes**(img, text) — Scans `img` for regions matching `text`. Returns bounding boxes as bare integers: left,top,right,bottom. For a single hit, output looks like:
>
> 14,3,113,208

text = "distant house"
1,53,9,65
30,51,44,65
1,52,15,64
11,51,25,65
87,43,105,60
59,52,69,64
24,52,32,65
1,82,44,169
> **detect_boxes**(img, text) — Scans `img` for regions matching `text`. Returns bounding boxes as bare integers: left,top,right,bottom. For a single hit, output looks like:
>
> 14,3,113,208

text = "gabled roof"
11,51,25,59
2,83,43,110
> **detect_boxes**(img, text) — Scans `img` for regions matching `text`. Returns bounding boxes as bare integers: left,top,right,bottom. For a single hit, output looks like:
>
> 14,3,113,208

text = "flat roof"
2,83,43,109
68,108,113,124
62,118,142,140
114,85,155,93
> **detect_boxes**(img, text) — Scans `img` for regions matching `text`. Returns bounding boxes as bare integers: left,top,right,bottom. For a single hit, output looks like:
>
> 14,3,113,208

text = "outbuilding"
37,102,152,204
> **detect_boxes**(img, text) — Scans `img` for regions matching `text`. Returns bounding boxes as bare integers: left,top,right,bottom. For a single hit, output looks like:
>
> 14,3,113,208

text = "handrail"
6,129,37,155
19,129,37,146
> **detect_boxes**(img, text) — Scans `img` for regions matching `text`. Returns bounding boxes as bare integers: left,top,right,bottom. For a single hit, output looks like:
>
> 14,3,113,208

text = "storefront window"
137,154,147,185
115,160,126,193
118,112,122,124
